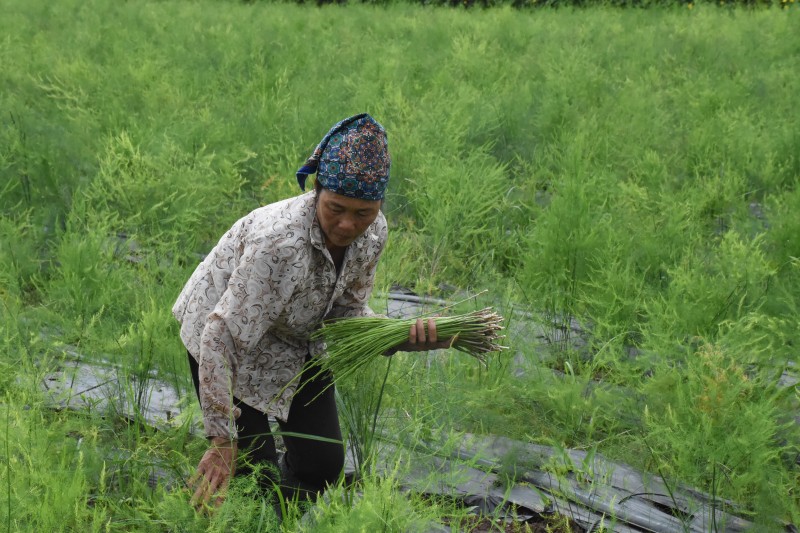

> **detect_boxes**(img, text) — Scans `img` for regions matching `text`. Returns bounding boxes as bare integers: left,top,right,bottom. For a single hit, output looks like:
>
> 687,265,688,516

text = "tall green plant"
335,357,394,475
297,470,443,533
644,231,776,343
83,132,246,255
640,343,797,525
0,213,42,300
39,208,130,337
518,166,614,349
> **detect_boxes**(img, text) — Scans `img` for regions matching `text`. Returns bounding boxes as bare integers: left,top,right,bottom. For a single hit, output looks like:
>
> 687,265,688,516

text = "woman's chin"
331,234,356,247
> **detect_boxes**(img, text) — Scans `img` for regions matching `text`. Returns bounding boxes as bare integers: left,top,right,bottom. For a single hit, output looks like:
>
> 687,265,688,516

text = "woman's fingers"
190,469,210,508
399,318,453,352
190,467,227,510
416,318,426,343
427,318,456,349
189,441,236,511
428,318,438,343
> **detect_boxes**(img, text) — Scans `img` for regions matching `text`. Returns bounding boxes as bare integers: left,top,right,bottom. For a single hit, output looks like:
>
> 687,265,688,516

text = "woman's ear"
314,179,322,202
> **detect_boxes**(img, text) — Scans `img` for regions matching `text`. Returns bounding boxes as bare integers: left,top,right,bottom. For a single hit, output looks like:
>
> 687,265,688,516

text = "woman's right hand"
385,318,454,355
189,437,238,510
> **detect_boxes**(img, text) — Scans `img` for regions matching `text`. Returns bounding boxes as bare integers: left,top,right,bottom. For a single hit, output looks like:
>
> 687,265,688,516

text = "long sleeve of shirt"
197,232,297,438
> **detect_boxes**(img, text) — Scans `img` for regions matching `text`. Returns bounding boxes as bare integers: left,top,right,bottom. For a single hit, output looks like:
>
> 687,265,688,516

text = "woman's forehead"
320,189,381,210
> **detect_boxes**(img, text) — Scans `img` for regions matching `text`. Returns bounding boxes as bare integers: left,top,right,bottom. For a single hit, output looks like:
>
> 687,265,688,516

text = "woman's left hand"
386,318,454,355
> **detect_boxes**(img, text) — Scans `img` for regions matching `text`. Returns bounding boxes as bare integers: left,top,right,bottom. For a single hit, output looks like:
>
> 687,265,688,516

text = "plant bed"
439,511,581,533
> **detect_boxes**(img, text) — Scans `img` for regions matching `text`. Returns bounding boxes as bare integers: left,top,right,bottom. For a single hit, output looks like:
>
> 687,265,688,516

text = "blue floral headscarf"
296,114,390,201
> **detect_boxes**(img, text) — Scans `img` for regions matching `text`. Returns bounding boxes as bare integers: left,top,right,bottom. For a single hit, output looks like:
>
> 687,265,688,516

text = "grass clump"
640,343,798,525
296,471,446,533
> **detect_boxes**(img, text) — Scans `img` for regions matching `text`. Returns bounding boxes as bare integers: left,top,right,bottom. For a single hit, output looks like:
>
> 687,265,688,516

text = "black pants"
188,352,344,498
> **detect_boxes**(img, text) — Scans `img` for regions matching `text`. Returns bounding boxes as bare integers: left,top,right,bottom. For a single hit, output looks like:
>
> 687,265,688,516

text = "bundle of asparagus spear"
309,307,506,383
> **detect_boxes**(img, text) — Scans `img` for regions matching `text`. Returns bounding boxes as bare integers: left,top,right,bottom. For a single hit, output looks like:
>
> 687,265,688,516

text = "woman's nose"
338,215,355,232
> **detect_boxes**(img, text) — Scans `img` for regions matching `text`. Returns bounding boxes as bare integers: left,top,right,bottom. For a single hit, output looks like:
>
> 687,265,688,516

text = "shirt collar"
309,205,327,252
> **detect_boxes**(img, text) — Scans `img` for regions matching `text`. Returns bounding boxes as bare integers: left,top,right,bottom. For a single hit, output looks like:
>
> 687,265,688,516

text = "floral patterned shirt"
172,191,387,439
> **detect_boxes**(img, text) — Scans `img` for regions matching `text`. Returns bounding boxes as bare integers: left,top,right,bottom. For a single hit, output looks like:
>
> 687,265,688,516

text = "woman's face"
315,188,381,249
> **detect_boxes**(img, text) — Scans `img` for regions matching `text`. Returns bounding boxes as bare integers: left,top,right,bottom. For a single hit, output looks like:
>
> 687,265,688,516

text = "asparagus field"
1,0,798,530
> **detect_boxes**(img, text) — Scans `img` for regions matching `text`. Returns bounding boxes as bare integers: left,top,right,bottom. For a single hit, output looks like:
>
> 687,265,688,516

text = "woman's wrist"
209,436,236,446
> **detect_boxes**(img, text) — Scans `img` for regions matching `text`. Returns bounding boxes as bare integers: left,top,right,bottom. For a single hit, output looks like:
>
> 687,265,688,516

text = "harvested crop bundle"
307,307,507,385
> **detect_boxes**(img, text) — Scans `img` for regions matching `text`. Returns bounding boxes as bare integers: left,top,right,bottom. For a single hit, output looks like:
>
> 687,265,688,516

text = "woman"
172,114,448,508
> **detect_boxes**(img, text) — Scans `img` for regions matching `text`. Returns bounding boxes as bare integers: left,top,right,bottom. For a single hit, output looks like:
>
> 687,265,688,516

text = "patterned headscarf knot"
296,113,390,201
